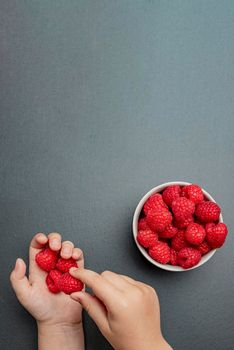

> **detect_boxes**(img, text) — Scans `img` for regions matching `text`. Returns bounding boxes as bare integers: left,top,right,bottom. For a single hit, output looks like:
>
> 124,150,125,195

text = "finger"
30,233,48,250
70,291,109,333
48,232,62,251
72,248,84,268
101,271,129,291
69,268,120,308
10,258,31,305
29,233,48,276
60,241,74,259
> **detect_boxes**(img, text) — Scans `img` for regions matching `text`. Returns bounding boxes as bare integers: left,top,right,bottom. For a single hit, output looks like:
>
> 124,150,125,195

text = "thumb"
71,291,109,333
10,258,31,305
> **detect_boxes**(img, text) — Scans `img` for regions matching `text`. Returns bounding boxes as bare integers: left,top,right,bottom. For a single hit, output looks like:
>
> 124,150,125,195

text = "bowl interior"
133,181,222,272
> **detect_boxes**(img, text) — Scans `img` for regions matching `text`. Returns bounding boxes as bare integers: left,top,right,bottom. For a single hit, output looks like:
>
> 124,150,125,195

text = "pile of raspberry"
137,184,228,269
35,247,83,294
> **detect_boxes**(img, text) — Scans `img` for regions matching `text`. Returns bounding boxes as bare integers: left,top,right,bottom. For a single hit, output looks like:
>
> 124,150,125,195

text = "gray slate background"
0,1,234,349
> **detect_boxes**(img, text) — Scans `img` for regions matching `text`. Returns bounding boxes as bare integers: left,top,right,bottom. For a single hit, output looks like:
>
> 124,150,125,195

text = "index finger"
69,268,120,309
29,233,48,278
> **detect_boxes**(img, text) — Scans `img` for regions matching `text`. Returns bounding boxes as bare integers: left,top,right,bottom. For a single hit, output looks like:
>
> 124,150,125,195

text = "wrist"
38,320,83,335
38,321,84,350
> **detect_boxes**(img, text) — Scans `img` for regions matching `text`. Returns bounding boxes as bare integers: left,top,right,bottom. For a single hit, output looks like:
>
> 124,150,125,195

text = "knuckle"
148,285,156,295
93,274,102,285
117,298,129,310
132,287,144,301
101,270,112,278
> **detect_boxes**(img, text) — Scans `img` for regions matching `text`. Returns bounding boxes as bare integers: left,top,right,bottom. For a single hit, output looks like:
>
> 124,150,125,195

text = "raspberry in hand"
56,257,78,273
36,247,58,272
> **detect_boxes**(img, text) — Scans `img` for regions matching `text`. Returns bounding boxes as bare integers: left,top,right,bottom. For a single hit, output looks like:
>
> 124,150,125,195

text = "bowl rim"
132,181,223,272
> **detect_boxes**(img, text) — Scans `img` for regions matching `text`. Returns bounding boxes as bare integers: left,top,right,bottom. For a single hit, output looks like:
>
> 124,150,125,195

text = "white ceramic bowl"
132,181,223,272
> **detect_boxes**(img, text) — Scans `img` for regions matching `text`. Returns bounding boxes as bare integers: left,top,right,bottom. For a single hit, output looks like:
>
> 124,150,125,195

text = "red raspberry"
171,230,188,251
143,193,167,215
195,201,221,223
177,247,201,269
185,223,206,245
198,241,211,255
174,215,194,229
36,248,58,272
172,197,195,221
170,249,178,266
159,224,178,239
206,223,228,248
56,258,78,273
46,269,63,293
148,242,170,264
138,218,149,231
146,208,172,232
58,272,84,294
181,184,204,204
137,229,158,248
162,185,181,207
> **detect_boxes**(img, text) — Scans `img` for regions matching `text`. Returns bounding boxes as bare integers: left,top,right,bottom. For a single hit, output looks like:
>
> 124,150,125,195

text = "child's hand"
10,233,85,350
69,268,172,350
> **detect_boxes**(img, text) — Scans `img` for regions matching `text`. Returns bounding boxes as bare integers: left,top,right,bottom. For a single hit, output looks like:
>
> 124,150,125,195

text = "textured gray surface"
0,1,234,349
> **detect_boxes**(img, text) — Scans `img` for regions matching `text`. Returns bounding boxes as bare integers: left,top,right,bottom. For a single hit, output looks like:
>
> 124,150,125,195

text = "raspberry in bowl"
132,182,228,271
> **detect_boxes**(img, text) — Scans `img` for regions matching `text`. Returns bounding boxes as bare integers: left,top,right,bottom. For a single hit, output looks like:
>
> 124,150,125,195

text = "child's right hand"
69,268,172,350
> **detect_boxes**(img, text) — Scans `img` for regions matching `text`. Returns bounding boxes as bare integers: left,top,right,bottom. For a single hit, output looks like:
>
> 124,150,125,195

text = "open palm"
10,232,84,326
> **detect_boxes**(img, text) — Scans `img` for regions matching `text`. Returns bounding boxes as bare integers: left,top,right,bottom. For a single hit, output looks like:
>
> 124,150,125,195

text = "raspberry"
162,185,181,207
137,229,158,248
195,201,221,223
58,272,84,294
174,215,194,229
46,269,63,293
198,241,211,255
172,197,195,221
170,249,178,266
177,247,201,269
206,223,228,248
159,224,178,239
148,242,170,264
181,184,204,204
146,208,172,232
171,230,188,251
56,258,78,273
138,218,149,231
36,248,58,272
143,193,167,215
185,223,206,245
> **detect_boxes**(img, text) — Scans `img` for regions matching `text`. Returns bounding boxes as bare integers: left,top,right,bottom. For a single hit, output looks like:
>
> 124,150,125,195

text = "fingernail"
51,240,60,248
63,247,70,254
15,258,20,271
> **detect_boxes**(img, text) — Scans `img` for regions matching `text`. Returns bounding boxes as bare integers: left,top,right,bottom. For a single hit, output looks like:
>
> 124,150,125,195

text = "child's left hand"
10,232,84,327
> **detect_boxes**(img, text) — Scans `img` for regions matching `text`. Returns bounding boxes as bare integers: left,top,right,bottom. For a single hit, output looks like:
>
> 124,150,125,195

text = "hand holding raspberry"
10,233,85,350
